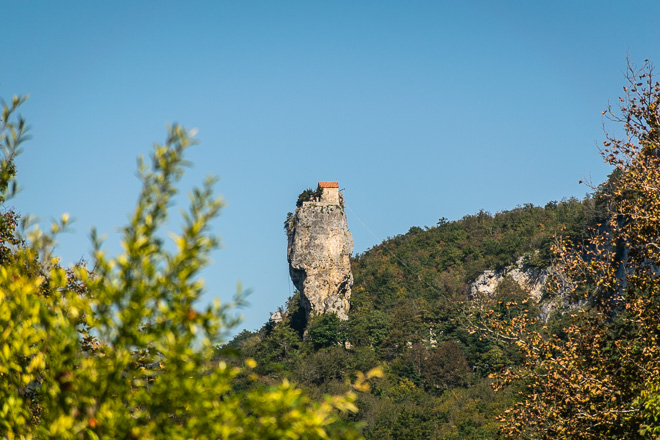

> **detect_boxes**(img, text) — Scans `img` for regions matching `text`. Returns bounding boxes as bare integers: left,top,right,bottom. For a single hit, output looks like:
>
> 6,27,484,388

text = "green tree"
0,96,375,439
425,341,471,392
308,314,345,349
296,186,323,207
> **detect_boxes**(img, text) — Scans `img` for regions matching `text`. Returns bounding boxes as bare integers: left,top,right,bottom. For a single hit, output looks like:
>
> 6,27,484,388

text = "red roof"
318,181,339,188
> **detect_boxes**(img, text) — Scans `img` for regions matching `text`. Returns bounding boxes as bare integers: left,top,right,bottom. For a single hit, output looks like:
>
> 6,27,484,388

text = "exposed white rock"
269,311,284,324
470,257,549,302
429,328,438,348
470,257,574,322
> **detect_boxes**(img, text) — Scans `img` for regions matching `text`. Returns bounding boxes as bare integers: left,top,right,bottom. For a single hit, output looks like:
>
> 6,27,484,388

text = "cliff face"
470,257,575,322
286,193,353,321
470,258,550,302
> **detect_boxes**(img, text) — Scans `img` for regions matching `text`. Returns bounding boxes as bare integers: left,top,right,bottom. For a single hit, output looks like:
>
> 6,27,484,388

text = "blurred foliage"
0,97,365,439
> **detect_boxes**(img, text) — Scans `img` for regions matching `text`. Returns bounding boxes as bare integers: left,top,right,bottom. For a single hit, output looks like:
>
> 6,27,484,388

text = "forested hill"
225,193,606,439
351,196,600,310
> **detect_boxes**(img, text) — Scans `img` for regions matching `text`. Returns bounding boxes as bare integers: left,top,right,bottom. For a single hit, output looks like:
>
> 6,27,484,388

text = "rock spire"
286,182,353,321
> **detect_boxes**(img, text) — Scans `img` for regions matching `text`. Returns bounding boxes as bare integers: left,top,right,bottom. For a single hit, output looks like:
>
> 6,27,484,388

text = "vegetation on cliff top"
296,185,324,207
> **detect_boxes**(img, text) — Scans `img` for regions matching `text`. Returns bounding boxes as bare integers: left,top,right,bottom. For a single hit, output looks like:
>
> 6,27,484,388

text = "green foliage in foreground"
0,97,368,439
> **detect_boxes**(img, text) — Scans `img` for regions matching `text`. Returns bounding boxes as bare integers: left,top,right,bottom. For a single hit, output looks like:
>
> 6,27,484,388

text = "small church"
317,181,340,204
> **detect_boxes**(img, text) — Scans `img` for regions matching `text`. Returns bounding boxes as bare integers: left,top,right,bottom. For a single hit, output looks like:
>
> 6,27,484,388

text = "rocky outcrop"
470,257,575,322
286,188,353,321
470,257,550,302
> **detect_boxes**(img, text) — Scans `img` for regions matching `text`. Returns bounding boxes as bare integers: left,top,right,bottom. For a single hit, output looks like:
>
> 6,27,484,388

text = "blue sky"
3,1,659,335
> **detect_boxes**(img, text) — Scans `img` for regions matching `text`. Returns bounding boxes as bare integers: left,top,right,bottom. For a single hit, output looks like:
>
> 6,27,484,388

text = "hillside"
223,61,660,440
224,192,606,439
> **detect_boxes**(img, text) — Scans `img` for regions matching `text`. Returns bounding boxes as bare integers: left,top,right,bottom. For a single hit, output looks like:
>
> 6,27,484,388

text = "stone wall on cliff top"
286,192,353,321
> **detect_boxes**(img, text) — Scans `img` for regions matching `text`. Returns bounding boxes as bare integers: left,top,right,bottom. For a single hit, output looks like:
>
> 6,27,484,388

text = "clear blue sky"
3,1,659,335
